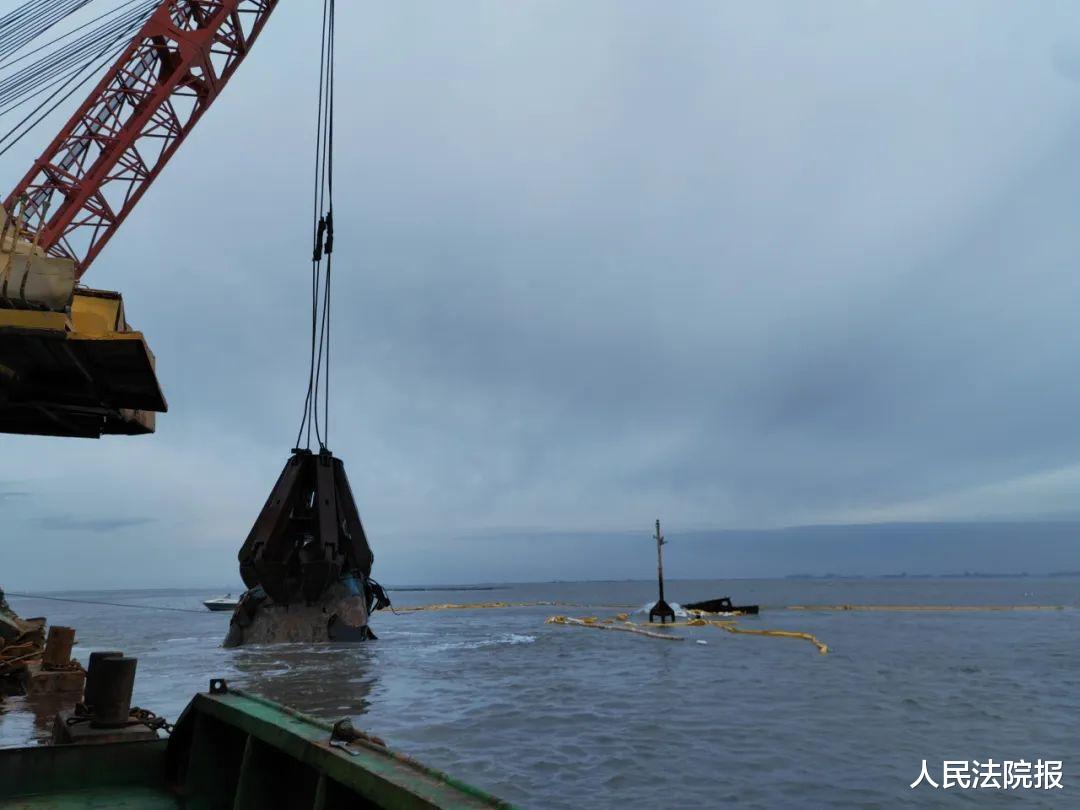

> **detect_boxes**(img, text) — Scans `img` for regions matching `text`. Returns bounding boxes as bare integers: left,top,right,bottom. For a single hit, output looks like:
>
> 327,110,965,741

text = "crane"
0,0,385,640
0,0,280,438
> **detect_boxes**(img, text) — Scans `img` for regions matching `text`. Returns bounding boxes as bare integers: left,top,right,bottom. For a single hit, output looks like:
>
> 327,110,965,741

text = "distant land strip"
786,604,1065,612
784,571,1080,579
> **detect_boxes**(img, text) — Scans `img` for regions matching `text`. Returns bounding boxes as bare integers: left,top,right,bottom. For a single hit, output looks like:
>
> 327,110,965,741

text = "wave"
428,633,536,653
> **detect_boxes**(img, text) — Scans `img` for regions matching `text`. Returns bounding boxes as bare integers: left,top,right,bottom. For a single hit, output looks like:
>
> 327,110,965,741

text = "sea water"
2,578,1078,808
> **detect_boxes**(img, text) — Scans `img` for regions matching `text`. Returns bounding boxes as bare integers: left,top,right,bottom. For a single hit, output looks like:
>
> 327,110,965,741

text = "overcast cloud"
4,1,1080,588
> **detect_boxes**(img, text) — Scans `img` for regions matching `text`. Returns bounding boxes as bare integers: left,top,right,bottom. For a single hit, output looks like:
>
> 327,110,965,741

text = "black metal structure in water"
237,448,374,608
648,519,676,623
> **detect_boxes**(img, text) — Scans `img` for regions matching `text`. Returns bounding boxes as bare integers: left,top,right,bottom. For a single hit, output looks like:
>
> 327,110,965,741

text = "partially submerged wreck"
684,597,759,616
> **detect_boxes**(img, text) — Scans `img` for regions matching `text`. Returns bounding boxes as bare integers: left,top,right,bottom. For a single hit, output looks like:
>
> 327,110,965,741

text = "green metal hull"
0,683,513,810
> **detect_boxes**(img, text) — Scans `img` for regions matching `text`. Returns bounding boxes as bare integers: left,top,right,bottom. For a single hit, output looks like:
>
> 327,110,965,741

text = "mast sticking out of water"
649,519,676,623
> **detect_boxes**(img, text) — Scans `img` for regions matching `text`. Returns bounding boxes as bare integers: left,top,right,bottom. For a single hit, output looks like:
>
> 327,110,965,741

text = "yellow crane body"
0,211,166,438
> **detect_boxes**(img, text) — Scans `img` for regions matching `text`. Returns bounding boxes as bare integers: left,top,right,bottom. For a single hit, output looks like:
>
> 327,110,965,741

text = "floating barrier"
719,625,829,655
546,615,828,654
394,601,831,655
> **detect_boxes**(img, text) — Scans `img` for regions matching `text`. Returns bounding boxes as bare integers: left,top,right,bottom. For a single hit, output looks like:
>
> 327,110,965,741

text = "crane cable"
0,0,147,72
0,0,153,103
296,0,336,451
0,0,157,157
0,0,96,62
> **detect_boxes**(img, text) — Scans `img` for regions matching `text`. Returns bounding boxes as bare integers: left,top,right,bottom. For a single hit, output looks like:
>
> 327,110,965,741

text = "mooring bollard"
89,656,137,728
82,650,123,710
52,652,161,744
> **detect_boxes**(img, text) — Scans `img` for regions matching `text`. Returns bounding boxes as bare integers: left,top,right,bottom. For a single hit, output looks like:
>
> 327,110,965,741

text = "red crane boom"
5,0,280,279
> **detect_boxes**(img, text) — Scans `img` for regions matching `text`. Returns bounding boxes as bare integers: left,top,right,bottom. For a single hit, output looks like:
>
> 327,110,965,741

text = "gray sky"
4,1,1080,588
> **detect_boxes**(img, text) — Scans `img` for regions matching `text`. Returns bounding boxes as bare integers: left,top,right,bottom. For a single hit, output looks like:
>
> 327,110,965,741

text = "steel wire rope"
295,0,331,449
4,591,207,614
0,0,96,63
312,0,334,447
0,1,156,156
0,2,148,90
0,19,135,156
295,0,336,452
311,0,334,449
0,1,70,56
0,3,149,112
0,0,147,71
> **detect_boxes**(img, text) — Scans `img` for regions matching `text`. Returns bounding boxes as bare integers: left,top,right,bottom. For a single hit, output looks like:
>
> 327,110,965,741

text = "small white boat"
203,594,240,612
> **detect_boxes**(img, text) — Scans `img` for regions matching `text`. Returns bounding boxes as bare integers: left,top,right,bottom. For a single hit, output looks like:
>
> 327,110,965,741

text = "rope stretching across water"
5,591,206,614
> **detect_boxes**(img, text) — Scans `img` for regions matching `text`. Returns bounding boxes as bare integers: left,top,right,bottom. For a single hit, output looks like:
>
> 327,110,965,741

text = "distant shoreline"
7,572,1079,596
782,571,1080,580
